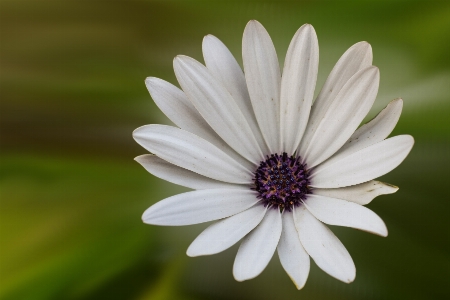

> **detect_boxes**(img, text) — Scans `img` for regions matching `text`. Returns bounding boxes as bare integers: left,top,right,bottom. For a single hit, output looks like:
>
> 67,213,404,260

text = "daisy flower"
133,20,414,289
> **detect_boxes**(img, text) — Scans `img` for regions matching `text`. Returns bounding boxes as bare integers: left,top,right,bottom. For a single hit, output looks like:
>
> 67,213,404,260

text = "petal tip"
368,65,380,73
202,34,222,56
376,224,388,237
132,125,152,140
186,247,197,257
134,155,145,163
388,98,404,110
144,76,156,85
348,41,372,58
142,215,160,225
358,40,371,48
296,23,317,39
233,266,256,282
186,241,206,257
142,206,158,224
141,216,152,224
245,19,265,32
347,268,356,283
300,23,315,32
145,77,163,95
401,135,415,150
293,280,306,290
247,19,260,25
355,41,372,53
232,273,246,282
378,181,399,192
132,126,144,139
173,55,187,64
362,65,380,81
175,55,197,66
203,34,216,41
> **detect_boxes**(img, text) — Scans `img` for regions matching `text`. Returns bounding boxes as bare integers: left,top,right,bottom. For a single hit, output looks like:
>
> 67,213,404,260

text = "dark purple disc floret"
253,152,311,211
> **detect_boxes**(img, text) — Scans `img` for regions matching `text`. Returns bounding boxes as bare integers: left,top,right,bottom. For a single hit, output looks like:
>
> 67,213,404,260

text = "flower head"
133,20,414,288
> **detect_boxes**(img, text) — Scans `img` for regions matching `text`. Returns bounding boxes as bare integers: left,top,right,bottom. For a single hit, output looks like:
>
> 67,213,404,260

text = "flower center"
253,152,311,211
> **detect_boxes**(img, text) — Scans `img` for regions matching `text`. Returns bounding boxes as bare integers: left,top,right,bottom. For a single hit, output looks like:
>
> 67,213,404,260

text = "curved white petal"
280,24,319,154
299,42,373,163
145,77,254,170
202,35,269,155
145,77,214,141
233,208,282,281
187,205,267,257
303,195,388,236
243,20,281,153
313,41,372,109
300,66,380,167
294,206,355,283
312,180,398,205
323,98,403,167
277,212,310,290
133,125,253,184
174,55,264,164
311,135,414,188
135,154,246,190
142,189,259,226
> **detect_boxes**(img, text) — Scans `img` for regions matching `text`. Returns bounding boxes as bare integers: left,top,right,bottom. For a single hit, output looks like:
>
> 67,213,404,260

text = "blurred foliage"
1,0,449,299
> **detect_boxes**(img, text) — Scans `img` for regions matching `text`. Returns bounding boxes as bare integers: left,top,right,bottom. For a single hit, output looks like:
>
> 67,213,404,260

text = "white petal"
280,24,319,154
145,77,254,170
312,180,398,205
233,208,282,281
313,41,372,109
311,135,414,188
294,206,355,283
145,77,212,141
303,194,388,236
133,125,252,184
323,98,403,167
174,55,264,164
135,154,246,190
277,212,310,290
300,66,380,167
202,35,269,155
242,20,281,153
187,205,267,256
299,42,373,163
142,189,259,226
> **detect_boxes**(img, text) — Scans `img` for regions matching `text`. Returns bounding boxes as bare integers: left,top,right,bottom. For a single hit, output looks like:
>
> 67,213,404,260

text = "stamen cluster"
253,152,310,211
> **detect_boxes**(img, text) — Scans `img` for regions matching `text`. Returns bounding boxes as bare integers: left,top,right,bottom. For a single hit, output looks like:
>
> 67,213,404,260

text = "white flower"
133,20,414,289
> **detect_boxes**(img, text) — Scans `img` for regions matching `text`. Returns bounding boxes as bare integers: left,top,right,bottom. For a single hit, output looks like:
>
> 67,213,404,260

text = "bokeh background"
1,0,449,299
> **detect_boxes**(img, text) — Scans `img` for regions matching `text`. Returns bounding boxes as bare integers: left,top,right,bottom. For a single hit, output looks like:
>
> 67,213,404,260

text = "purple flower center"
253,152,311,211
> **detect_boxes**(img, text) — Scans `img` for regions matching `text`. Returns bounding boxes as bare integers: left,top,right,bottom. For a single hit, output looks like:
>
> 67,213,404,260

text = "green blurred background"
1,0,449,299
